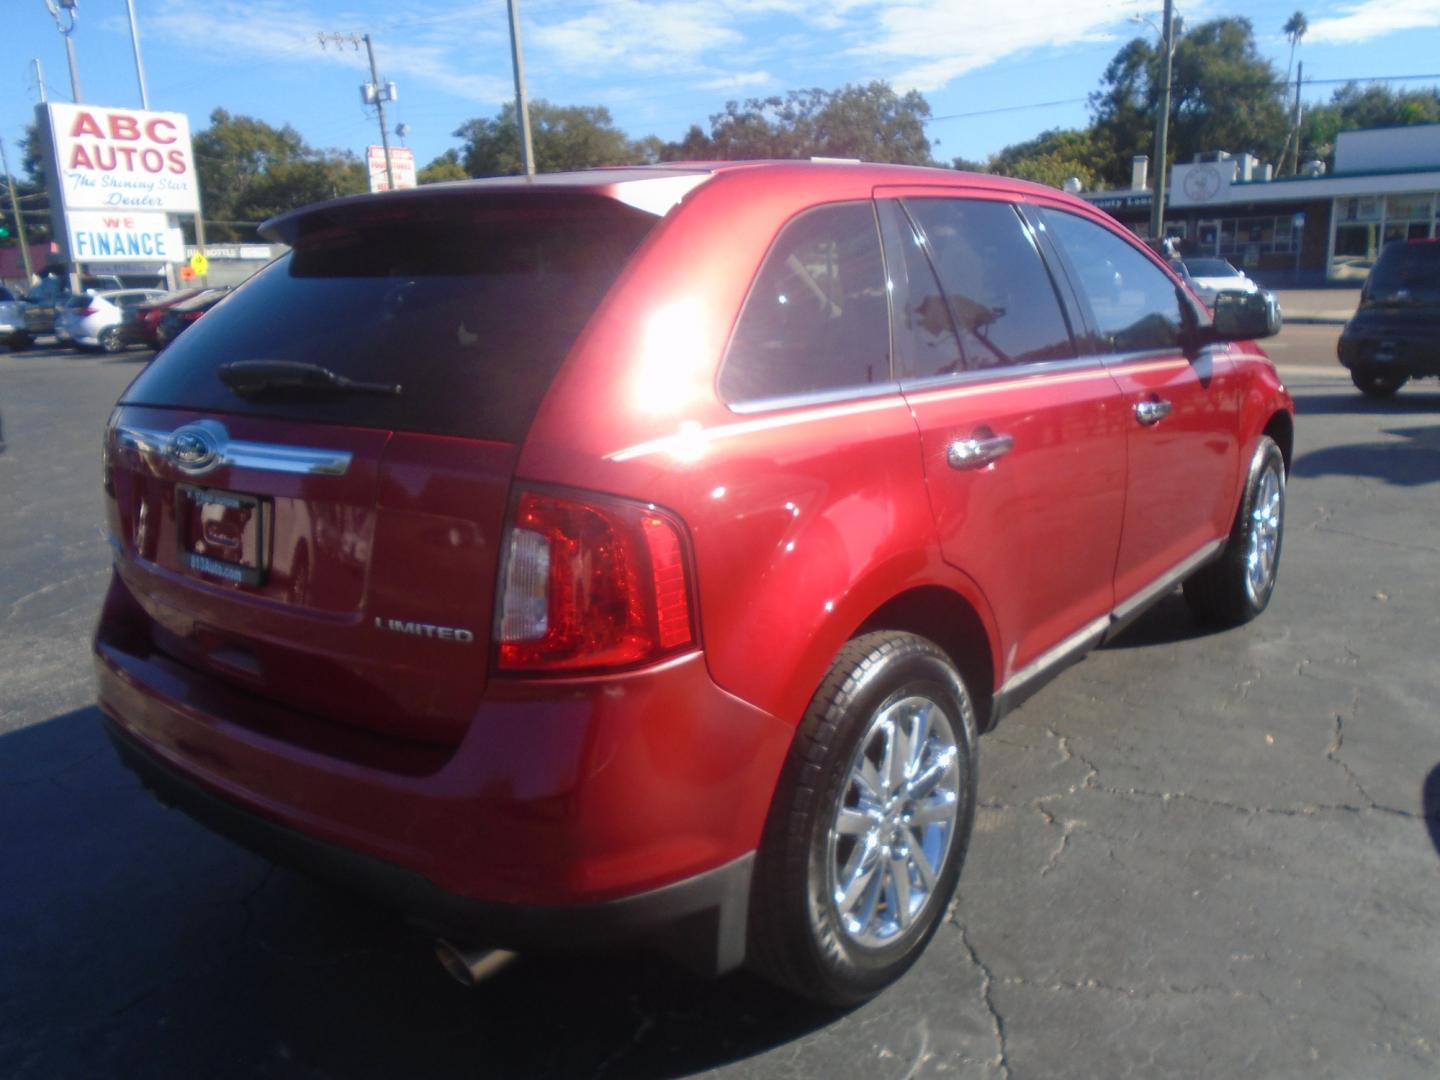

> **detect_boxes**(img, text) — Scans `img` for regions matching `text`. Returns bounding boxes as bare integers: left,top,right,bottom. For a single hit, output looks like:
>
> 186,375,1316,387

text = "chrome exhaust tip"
433,940,518,987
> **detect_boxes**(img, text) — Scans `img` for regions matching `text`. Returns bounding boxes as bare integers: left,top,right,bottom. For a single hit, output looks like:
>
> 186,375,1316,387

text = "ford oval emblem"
166,423,223,475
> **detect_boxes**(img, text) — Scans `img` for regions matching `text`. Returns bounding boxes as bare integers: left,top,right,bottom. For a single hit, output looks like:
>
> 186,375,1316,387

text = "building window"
1329,192,1437,281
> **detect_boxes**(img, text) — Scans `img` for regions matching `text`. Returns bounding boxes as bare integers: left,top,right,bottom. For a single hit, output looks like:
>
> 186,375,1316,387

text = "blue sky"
5,0,1439,179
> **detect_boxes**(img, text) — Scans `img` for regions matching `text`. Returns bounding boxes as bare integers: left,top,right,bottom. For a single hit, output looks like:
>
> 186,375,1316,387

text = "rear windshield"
1181,259,1239,278
1369,242,1440,303
123,194,656,442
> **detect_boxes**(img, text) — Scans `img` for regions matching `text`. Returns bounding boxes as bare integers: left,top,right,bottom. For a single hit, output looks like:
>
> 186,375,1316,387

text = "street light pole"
123,0,150,109
1149,0,1176,243
44,0,83,103
507,0,536,177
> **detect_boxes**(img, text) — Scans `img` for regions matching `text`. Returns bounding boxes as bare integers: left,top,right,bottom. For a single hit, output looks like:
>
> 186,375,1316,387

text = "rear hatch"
105,191,659,747
1352,240,1440,346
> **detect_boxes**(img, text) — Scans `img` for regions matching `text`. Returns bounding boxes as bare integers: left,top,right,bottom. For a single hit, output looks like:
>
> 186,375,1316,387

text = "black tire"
97,327,125,354
1183,436,1286,626
748,631,978,1006
7,333,32,351
1351,368,1407,399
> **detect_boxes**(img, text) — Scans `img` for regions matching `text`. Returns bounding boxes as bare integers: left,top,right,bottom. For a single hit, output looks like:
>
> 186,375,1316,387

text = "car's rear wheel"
1184,435,1286,625
98,327,124,354
7,333,31,351
748,631,977,1006
1351,368,1408,398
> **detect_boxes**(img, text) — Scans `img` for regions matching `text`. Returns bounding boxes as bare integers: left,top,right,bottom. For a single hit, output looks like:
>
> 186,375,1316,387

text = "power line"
927,72,1440,124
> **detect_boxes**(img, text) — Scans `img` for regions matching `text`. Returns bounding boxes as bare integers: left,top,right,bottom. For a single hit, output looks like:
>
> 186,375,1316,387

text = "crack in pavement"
954,923,1010,1079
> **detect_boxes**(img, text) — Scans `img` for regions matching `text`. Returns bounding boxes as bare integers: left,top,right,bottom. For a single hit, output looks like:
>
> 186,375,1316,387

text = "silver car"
53,289,166,353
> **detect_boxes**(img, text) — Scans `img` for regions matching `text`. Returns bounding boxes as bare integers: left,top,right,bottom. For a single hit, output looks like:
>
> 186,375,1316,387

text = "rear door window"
896,198,1075,374
1369,241,1440,303
720,202,892,405
122,195,657,443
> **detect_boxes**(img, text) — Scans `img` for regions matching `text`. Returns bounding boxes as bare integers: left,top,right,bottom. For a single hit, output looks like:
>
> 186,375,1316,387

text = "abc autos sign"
42,103,200,216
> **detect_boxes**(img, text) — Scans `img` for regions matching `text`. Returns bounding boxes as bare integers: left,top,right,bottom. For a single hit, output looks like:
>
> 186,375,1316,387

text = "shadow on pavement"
1289,390,1440,416
1101,592,1227,651
0,706,839,1079
1425,763,1440,859
1292,424,1440,487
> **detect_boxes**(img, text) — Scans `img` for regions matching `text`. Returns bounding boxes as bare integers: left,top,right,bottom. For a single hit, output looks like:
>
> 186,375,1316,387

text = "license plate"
176,485,267,586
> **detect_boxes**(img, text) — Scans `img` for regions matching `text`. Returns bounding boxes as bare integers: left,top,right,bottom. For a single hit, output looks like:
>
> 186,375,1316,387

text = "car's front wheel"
1351,368,1408,398
7,333,32,351
1184,435,1286,625
748,632,977,1005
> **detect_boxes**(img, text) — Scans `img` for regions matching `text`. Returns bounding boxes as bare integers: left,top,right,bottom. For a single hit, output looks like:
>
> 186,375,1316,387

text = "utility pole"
507,0,536,176
0,138,35,284
33,58,48,103
319,32,398,191
44,0,82,103
124,0,150,109
1148,0,1176,243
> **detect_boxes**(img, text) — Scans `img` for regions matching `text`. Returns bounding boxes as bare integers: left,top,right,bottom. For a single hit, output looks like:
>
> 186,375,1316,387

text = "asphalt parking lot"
2,327,1438,1078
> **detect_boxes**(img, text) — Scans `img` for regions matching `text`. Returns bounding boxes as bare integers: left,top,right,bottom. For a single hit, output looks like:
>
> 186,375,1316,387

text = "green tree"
417,149,468,184
1089,18,1289,186
193,109,366,240
984,128,1105,189
671,82,933,164
452,101,640,177
1301,83,1440,168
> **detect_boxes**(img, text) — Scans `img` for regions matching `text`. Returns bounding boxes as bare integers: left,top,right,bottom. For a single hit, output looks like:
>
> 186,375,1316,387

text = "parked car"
155,288,229,348
1337,238,1440,397
96,163,1292,1005
0,286,28,350
54,288,167,353
8,274,129,346
121,288,210,349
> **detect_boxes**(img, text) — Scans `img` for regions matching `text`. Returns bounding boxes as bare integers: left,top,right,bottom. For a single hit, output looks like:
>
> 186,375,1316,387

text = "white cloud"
1306,0,1440,44
146,0,511,104
852,0,1137,92
697,71,773,91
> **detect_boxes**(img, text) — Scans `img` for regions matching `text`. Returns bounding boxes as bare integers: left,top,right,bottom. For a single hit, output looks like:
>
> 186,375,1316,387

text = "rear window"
123,195,657,442
1369,241,1440,303
1181,259,1238,278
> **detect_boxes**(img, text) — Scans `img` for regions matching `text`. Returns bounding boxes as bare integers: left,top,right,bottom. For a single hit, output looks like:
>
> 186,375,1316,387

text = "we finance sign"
42,103,199,215
67,211,184,264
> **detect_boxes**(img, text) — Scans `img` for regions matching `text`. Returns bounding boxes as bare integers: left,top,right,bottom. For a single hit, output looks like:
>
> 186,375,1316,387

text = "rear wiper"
217,360,401,400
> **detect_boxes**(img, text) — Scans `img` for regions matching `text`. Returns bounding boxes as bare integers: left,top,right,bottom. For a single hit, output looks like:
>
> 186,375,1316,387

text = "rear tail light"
497,489,695,673
78,306,98,316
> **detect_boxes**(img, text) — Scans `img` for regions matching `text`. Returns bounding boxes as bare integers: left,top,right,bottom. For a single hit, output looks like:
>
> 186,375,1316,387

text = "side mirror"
1210,289,1281,341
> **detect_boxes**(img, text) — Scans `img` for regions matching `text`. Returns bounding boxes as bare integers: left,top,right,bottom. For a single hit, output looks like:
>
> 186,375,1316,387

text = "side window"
877,201,966,380
720,202,891,405
1040,208,1184,353
902,198,1076,372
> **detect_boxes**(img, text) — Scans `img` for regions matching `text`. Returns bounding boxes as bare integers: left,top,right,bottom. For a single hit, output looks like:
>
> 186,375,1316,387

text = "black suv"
1338,239,1440,397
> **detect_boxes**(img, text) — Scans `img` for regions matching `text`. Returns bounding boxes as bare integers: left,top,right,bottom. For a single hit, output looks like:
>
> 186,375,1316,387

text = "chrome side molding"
114,419,352,478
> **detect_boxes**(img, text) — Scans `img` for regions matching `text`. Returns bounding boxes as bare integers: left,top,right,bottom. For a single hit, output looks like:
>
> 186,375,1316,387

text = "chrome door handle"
1134,399,1173,426
947,432,1014,470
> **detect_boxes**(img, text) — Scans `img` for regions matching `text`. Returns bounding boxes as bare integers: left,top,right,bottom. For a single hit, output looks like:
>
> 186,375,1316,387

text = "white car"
1171,257,1262,305
54,289,166,353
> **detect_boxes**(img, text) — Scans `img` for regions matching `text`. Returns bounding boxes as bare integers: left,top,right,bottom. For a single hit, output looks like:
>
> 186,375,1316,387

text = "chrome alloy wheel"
1245,460,1284,605
826,694,961,949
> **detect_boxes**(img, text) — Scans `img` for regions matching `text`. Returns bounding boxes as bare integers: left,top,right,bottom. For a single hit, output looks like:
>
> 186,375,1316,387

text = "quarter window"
720,202,891,405
1041,208,1184,353
901,198,1075,372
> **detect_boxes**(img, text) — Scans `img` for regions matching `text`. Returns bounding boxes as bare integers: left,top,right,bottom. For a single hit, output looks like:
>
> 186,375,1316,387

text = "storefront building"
1082,123,1440,286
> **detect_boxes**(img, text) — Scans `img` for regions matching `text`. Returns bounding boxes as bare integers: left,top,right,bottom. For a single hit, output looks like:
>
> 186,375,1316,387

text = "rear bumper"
94,580,793,972
1339,322,1440,377
104,715,755,974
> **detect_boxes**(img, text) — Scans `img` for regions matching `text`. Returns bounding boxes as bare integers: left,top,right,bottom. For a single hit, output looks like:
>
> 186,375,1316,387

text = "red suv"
96,162,1292,1004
